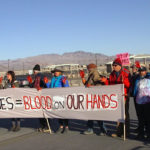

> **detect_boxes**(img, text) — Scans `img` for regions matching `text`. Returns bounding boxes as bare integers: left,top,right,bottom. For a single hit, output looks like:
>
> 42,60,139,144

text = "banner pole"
39,90,52,134
122,84,126,141
46,118,52,134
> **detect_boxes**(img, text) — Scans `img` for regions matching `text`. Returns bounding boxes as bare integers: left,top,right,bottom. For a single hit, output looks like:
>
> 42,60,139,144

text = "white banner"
0,85,125,122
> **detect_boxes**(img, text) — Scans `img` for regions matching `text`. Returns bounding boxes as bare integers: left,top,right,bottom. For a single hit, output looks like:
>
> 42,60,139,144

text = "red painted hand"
27,75,32,84
79,70,85,78
62,77,67,84
100,77,107,83
0,77,3,84
43,76,48,84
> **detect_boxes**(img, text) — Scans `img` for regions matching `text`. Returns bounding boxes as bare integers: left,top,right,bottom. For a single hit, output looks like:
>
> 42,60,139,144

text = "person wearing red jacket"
102,58,130,138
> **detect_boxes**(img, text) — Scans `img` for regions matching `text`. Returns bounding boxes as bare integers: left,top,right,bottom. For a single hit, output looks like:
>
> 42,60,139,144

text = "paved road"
0,99,150,150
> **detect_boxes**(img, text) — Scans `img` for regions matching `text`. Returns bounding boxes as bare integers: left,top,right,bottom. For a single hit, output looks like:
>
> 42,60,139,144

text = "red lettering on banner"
86,94,118,110
23,96,30,110
45,96,52,109
102,95,110,108
30,96,36,110
98,95,105,109
34,96,41,109
92,94,99,109
86,94,93,109
23,96,52,110
110,94,118,109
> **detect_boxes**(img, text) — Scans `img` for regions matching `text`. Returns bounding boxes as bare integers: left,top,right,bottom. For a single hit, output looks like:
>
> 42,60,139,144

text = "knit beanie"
33,64,40,71
87,64,97,69
113,58,122,66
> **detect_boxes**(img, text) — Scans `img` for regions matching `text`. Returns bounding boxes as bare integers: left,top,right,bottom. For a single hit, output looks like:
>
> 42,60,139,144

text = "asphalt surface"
0,98,150,150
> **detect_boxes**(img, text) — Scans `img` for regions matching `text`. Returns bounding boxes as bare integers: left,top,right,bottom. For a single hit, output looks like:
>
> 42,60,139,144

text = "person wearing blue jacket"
133,66,150,141
49,68,69,134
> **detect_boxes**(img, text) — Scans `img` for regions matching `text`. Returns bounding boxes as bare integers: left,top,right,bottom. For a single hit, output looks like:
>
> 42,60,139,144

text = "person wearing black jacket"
28,64,48,132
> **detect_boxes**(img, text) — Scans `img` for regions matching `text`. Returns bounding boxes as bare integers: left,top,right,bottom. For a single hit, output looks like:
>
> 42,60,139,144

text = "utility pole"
95,54,98,66
23,62,24,75
8,59,10,71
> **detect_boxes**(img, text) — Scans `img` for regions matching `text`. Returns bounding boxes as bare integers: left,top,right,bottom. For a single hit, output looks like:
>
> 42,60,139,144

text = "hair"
7,71,16,84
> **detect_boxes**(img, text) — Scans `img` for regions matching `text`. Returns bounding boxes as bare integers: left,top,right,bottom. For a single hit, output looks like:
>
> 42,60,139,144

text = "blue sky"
0,0,150,60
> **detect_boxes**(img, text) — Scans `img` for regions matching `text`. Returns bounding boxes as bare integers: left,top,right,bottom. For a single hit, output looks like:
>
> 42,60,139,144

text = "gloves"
62,76,67,84
27,75,32,84
37,87,42,91
43,76,48,84
79,70,85,78
100,77,107,83
0,77,3,84
12,85,15,88
86,83,91,87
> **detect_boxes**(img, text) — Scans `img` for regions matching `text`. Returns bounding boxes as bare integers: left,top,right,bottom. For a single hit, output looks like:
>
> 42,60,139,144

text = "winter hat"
51,68,63,73
33,64,40,71
113,58,122,66
130,61,141,69
138,66,147,72
87,64,97,69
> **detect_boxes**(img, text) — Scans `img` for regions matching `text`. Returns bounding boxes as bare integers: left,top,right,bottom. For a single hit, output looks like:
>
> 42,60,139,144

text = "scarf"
50,75,62,88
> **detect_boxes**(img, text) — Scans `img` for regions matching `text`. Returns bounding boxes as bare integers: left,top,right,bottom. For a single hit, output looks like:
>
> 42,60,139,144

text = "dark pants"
59,119,68,127
87,120,107,133
12,118,20,122
133,97,140,123
136,103,150,137
39,118,48,129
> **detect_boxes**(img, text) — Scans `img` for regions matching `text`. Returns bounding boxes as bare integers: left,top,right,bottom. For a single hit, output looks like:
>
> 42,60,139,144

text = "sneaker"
111,133,118,138
99,128,107,136
37,128,43,132
9,126,16,132
83,128,94,135
14,126,21,132
56,127,63,134
61,127,69,134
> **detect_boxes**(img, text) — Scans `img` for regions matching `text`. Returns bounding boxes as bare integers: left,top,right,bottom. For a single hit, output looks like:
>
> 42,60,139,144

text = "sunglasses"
113,64,118,67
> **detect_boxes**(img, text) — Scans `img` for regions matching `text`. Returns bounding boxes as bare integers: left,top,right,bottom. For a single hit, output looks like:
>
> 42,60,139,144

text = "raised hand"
27,75,32,84
79,70,85,78
0,77,3,84
62,76,67,84
100,77,107,83
43,76,49,84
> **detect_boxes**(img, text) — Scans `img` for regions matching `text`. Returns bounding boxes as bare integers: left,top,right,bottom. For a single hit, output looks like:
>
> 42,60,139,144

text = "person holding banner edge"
101,58,130,138
1,71,21,132
80,63,107,136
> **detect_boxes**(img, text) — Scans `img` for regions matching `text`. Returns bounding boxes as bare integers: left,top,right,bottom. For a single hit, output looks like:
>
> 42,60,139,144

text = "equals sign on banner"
15,100,23,107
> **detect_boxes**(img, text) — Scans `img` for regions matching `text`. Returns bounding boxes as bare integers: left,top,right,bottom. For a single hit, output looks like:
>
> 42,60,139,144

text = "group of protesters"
0,57,150,141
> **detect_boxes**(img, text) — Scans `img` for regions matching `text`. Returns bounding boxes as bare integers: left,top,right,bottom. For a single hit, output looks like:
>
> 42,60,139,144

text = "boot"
9,121,16,131
15,121,21,132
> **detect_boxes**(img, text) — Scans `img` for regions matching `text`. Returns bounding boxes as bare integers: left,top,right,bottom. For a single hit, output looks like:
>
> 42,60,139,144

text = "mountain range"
0,51,114,71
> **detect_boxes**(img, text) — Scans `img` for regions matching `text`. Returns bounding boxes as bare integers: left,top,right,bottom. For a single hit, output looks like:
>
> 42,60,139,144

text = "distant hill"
0,51,114,71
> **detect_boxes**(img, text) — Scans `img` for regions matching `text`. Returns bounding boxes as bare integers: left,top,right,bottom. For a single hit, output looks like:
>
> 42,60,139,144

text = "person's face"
7,73,12,81
54,72,61,77
132,68,138,73
140,71,147,77
112,64,121,72
33,70,38,75
87,68,94,73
